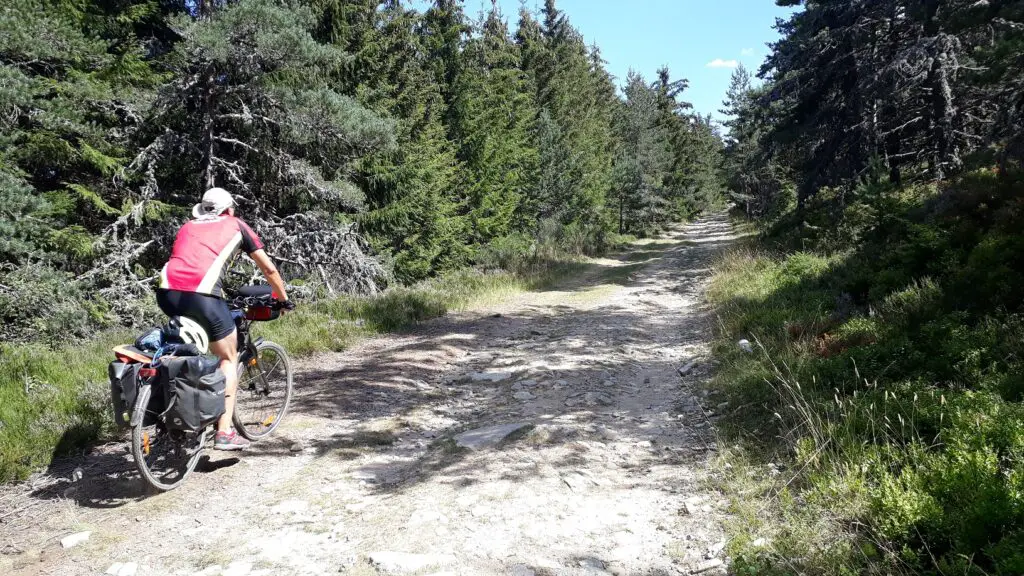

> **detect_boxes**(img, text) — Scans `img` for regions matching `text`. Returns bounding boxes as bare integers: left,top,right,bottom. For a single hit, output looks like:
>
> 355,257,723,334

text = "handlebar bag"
244,305,279,321
159,356,225,431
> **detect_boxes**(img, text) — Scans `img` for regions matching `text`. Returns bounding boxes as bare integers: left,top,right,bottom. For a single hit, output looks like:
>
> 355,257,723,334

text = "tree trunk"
200,71,216,192
618,193,624,234
922,0,960,181
884,0,903,185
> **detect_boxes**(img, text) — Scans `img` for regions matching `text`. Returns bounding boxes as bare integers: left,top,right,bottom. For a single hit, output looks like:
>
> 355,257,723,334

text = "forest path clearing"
2,215,738,576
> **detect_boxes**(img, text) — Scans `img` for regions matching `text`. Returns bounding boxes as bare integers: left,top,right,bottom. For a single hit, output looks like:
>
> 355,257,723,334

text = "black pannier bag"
108,361,141,427
159,356,226,431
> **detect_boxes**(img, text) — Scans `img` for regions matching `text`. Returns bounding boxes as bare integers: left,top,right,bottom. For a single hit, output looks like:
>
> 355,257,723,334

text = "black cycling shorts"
156,289,235,342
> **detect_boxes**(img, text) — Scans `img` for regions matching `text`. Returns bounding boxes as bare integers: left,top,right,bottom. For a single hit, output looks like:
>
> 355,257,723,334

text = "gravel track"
1,215,737,576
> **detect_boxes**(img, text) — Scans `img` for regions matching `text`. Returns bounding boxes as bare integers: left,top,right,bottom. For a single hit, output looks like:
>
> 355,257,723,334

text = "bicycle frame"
232,310,275,397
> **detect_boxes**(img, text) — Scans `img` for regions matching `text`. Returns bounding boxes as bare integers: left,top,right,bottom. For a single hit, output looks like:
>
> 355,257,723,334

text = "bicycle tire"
131,384,205,491
233,340,293,441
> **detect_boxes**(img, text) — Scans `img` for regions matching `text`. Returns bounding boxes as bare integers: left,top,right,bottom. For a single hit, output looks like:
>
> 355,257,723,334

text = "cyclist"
156,187,293,451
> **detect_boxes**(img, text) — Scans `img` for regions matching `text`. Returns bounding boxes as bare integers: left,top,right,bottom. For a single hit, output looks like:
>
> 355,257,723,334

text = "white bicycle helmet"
176,316,210,354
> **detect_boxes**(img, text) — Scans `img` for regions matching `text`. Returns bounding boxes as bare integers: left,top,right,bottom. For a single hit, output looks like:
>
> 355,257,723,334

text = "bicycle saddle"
237,285,273,298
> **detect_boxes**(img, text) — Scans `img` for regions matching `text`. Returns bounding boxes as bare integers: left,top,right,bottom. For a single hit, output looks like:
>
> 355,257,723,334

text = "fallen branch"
75,241,154,281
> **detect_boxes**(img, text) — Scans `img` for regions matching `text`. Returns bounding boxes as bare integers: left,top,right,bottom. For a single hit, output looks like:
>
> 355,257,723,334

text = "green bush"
0,335,127,483
476,233,536,272
0,264,111,342
710,171,1024,574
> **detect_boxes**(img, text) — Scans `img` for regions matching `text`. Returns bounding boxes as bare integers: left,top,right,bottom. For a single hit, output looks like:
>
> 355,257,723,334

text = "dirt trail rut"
2,215,737,576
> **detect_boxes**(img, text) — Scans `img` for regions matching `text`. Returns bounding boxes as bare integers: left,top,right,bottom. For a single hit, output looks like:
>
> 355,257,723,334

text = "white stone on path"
693,558,725,574
678,360,698,376
106,563,138,576
454,423,531,450
191,566,223,576
512,391,535,401
707,540,726,558
60,531,91,549
345,501,372,512
579,557,606,572
368,551,457,573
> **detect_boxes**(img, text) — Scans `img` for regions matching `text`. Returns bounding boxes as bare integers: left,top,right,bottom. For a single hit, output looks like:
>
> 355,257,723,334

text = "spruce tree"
517,1,617,246
0,0,169,269
326,0,466,282
654,66,722,219
128,0,391,292
422,0,469,128
614,72,672,235
450,3,538,246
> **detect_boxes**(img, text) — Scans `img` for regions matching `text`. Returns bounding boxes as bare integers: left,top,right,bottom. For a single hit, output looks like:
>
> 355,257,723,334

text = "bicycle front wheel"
131,384,206,491
233,340,293,441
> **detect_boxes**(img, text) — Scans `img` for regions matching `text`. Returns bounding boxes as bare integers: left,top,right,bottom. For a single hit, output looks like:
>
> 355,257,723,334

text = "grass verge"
707,172,1024,575
0,262,583,483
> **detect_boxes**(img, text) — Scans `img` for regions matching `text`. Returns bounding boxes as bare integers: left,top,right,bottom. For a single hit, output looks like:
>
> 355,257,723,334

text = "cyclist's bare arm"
250,249,289,302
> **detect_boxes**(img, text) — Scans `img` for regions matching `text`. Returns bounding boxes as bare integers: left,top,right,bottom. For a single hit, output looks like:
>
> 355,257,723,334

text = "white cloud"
741,48,755,56
706,58,739,69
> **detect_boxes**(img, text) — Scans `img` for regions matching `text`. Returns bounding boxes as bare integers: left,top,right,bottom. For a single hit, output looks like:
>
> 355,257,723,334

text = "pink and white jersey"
159,215,263,297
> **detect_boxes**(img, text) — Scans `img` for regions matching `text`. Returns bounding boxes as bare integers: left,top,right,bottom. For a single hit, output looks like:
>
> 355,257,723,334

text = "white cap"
192,187,235,219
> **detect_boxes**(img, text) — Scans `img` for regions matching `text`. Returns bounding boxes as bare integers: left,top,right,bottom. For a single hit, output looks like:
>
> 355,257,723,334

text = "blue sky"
407,0,797,120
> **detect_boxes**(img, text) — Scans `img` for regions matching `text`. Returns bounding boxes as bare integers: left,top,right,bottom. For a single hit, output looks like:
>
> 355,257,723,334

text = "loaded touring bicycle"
108,286,293,491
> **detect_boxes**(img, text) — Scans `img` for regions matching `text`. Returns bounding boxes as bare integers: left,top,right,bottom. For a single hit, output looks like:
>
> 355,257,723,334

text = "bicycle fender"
130,384,152,428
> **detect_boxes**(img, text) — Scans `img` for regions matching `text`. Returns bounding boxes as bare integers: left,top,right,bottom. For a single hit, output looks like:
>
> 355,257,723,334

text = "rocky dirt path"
1,215,737,576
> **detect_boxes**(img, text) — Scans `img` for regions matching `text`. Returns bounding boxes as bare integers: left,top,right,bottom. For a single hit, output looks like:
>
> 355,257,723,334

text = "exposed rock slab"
454,423,531,450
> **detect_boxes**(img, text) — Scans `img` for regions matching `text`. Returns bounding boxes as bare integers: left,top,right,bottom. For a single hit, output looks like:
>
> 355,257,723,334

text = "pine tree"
128,0,392,291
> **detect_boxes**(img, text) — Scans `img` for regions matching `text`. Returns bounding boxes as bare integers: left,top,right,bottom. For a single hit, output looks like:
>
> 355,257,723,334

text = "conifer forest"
0,0,723,343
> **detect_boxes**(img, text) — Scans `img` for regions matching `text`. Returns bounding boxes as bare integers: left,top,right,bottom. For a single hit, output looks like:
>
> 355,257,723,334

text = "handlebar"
227,295,291,311
225,286,293,312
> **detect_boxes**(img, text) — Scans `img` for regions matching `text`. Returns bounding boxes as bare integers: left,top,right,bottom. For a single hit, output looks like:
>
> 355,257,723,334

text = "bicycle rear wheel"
233,340,293,441
131,384,207,491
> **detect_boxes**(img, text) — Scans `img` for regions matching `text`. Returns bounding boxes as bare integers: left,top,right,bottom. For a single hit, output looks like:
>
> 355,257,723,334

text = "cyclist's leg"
188,295,239,434
208,330,239,434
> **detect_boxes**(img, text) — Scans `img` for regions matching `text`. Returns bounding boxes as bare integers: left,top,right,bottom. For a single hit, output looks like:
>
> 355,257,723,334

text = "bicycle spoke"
233,341,292,440
261,357,283,377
